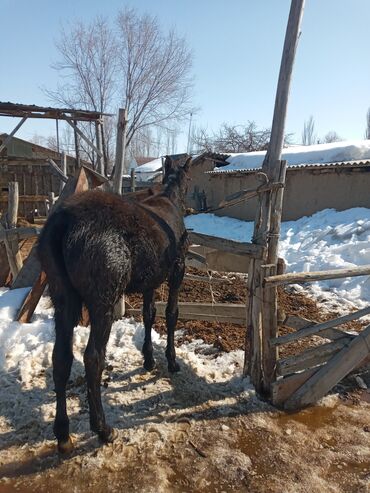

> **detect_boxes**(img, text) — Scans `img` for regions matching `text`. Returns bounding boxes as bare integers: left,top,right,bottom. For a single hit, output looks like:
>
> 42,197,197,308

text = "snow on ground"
219,140,370,171
0,208,370,492
186,207,370,308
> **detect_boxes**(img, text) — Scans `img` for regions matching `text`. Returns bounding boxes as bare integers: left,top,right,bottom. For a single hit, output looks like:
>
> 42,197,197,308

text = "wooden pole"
3,182,23,280
56,119,60,153
95,122,104,176
73,120,80,168
112,108,128,194
244,0,305,397
130,168,136,192
60,152,67,193
262,0,306,177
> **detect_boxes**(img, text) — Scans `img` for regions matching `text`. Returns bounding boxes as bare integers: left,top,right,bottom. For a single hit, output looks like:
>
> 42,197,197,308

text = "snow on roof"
135,157,163,173
216,140,370,172
134,157,163,182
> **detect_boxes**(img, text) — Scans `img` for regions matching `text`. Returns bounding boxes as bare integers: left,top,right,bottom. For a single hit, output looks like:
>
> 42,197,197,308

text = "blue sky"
1,0,369,150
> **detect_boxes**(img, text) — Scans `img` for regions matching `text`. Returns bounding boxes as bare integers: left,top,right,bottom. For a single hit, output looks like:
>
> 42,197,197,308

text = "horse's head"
162,156,191,212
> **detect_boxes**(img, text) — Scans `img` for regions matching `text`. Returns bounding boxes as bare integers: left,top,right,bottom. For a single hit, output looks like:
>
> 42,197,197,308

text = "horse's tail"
37,209,82,323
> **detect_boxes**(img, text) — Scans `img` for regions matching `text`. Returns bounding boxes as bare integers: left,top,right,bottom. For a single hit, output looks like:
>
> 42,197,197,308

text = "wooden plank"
0,194,49,203
264,265,370,287
0,227,40,242
47,158,68,183
283,314,356,341
126,302,246,325
188,231,266,259
277,337,352,376
16,271,47,323
284,324,370,410
272,367,318,407
272,306,370,346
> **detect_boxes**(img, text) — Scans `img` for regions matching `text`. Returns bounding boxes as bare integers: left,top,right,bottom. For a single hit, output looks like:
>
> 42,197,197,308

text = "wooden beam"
283,314,356,341
47,158,68,183
64,114,103,158
126,302,246,325
277,337,352,376
188,231,266,259
0,194,49,203
264,264,370,287
272,367,318,407
112,108,128,194
0,226,40,242
262,0,306,176
95,122,104,175
211,182,284,212
272,305,370,346
0,117,28,154
16,271,47,323
284,324,370,410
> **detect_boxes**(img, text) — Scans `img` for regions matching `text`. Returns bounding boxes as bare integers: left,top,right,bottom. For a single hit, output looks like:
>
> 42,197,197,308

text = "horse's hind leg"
83,306,115,443
52,292,81,453
142,289,156,371
166,258,185,373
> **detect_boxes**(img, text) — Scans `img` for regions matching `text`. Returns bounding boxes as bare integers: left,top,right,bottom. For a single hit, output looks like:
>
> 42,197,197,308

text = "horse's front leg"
166,258,185,373
142,289,156,371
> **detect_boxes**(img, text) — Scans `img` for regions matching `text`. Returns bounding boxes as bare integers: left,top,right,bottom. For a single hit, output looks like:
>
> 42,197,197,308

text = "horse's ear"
182,157,192,173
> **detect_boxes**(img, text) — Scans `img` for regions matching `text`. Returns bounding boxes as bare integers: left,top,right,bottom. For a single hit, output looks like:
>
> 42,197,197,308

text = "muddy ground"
0,268,369,492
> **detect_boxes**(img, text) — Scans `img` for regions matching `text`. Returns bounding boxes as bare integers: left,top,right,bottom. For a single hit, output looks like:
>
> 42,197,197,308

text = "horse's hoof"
99,426,117,444
144,358,156,371
57,436,74,454
168,361,180,373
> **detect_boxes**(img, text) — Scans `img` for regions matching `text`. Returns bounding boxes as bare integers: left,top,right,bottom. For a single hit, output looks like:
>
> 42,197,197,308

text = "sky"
0,0,370,152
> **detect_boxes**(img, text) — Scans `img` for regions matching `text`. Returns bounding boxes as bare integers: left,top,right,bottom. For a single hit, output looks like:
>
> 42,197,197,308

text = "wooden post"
130,168,136,192
112,108,128,194
60,152,67,193
95,122,104,176
73,120,80,168
3,182,23,280
244,0,305,397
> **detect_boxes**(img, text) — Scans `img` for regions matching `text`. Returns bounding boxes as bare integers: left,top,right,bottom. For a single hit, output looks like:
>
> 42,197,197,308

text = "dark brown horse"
38,157,190,452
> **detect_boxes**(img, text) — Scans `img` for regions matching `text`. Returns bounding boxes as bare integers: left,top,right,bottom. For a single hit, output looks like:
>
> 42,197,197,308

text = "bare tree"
192,122,273,154
45,17,118,173
116,8,193,149
302,115,317,145
365,108,370,140
323,130,342,143
47,10,193,179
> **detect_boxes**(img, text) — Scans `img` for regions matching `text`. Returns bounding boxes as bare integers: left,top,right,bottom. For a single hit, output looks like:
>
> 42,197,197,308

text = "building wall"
0,137,78,217
205,166,370,221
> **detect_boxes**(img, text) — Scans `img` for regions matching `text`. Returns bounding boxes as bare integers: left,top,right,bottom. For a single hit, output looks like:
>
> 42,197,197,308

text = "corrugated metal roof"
207,160,370,175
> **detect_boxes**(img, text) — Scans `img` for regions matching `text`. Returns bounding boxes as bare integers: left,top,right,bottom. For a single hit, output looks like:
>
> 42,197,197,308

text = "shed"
0,134,81,217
